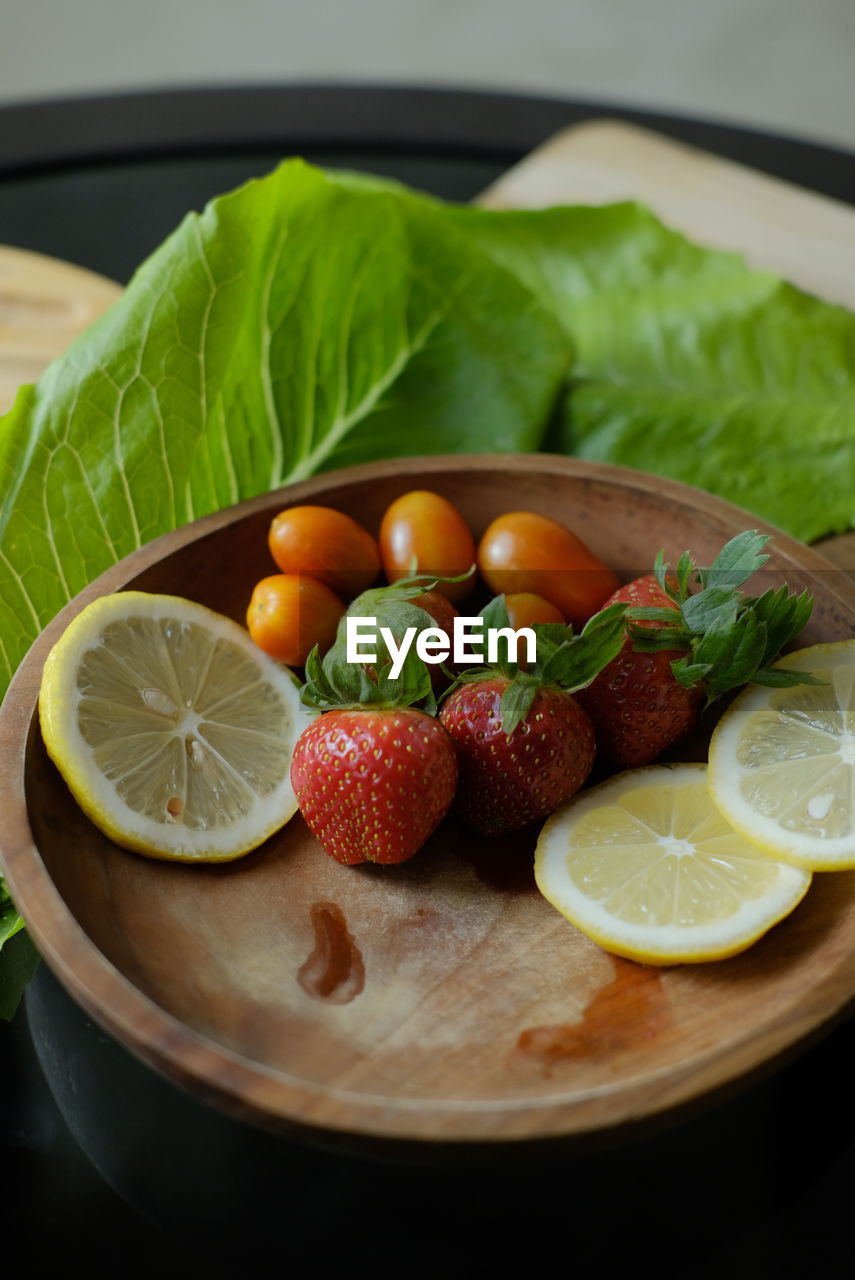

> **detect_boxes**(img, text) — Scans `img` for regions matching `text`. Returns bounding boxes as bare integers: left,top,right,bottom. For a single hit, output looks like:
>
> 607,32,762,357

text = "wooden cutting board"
2,119,854,561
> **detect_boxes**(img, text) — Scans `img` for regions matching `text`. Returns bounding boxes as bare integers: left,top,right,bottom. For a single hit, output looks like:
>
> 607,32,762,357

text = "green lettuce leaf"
0,160,569,698
0,879,24,948
0,884,31,1018
0,930,39,1021
450,202,855,543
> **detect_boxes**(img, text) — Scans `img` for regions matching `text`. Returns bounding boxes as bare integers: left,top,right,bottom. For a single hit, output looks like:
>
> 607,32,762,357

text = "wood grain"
0,245,121,412
2,455,855,1152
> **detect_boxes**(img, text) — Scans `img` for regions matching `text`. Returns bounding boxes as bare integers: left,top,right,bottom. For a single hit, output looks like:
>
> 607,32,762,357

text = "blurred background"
1,0,854,149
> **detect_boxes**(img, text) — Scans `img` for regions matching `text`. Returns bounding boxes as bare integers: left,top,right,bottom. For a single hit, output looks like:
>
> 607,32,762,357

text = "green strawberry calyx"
443,597,629,736
299,571,471,714
625,530,821,700
345,567,473,617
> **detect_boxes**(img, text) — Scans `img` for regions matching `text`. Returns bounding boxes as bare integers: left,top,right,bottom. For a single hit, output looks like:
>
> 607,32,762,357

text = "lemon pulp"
535,764,810,964
709,639,855,869
39,591,316,861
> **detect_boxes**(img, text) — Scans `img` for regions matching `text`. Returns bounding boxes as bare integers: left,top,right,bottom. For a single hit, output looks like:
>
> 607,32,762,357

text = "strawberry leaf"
537,602,628,692
301,644,364,710
698,530,769,589
695,613,766,695
669,657,714,688
749,666,826,688
675,552,695,600
651,553,691,602
350,580,439,612
301,600,435,711
680,586,740,633
348,568,473,617
626,606,686,624
479,595,511,630
626,624,692,652
439,666,496,699
533,621,573,662
653,549,672,597
499,673,541,735
376,646,438,714
746,586,815,667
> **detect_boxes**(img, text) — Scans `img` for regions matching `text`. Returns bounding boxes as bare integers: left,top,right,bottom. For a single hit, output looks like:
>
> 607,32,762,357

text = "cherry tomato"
504,592,565,630
500,593,565,670
247,574,344,666
379,490,476,603
478,512,619,627
268,506,380,600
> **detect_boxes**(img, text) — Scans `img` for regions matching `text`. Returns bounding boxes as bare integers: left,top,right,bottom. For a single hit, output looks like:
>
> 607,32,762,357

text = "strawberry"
291,708,457,864
440,677,595,835
438,600,629,835
577,531,817,769
576,574,704,768
293,584,457,864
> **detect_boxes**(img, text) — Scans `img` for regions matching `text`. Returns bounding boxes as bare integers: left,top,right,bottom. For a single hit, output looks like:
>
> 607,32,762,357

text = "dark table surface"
2,84,855,1277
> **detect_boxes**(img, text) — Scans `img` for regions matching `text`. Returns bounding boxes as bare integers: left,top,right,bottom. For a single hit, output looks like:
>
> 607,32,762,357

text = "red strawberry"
440,677,595,835
291,708,457,864
577,531,817,768
576,575,703,769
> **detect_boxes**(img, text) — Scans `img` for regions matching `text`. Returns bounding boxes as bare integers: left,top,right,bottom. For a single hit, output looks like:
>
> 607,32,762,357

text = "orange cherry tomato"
478,512,619,628
268,506,380,600
504,592,565,630
379,490,476,603
502,593,564,671
247,574,344,666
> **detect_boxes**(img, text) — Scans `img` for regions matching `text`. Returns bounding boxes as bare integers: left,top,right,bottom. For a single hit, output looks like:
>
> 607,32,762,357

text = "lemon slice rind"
709,640,855,871
535,764,811,965
39,591,316,862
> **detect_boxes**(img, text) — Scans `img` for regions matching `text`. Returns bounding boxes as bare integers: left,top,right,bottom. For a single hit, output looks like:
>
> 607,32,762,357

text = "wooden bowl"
3,455,855,1157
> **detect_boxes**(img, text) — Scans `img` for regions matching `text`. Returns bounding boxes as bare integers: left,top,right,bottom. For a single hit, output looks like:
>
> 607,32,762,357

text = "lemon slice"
39,591,316,861
709,639,855,870
535,764,811,964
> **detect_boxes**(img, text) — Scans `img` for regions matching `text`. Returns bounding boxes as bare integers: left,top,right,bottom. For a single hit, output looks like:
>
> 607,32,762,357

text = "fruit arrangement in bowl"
38,467,829,969
4,455,855,1150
